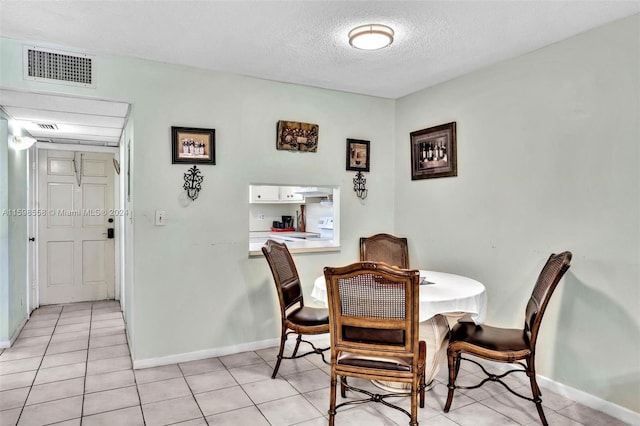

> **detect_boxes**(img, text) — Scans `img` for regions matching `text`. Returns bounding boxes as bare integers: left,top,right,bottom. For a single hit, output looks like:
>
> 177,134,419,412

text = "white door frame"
30,142,123,311
27,146,37,313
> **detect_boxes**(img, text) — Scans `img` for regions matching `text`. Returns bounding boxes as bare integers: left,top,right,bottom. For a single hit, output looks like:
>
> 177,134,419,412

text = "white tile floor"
0,301,629,426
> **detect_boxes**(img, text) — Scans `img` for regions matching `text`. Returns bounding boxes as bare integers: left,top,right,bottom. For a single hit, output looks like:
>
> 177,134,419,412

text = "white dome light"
348,24,394,50
8,135,37,151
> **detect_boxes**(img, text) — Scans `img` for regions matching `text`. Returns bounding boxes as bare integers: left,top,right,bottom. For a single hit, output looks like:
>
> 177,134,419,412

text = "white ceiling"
1,1,638,145
0,89,130,146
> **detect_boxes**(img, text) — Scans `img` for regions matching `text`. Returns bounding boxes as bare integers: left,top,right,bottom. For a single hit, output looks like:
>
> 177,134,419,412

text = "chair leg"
527,359,548,426
419,367,426,408
291,334,302,357
271,326,287,379
444,350,460,412
418,340,426,408
329,374,337,426
410,383,418,426
340,376,347,398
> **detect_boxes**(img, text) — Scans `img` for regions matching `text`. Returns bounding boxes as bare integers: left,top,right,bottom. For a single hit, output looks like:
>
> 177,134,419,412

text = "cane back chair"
324,262,426,426
444,251,572,425
360,233,410,269
262,239,329,379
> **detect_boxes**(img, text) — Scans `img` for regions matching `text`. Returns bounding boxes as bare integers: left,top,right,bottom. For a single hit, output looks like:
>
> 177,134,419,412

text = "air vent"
23,46,96,88
37,123,58,130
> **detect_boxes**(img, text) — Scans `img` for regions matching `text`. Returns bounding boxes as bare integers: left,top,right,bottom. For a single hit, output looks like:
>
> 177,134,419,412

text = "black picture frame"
171,126,216,165
346,139,370,172
410,122,457,180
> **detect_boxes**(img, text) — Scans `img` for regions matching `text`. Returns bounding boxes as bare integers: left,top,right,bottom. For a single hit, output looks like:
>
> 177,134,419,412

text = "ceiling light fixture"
348,24,394,50
8,135,37,151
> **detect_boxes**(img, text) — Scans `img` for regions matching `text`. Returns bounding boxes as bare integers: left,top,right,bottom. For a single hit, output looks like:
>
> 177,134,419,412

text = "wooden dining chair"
360,233,410,268
324,261,426,426
444,251,572,426
262,239,330,379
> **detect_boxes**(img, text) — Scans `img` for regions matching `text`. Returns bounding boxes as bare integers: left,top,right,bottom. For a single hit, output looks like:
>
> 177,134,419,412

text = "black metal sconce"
183,165,204,201
353,171,368,200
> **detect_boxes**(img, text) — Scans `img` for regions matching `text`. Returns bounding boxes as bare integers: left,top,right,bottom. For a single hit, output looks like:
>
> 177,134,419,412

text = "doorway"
37,149,117,304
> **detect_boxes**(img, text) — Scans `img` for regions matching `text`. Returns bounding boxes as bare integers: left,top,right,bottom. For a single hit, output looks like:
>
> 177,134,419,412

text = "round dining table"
311,270,487,389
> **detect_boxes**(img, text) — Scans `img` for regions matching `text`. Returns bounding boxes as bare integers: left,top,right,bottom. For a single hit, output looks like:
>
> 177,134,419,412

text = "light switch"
155,210,166,226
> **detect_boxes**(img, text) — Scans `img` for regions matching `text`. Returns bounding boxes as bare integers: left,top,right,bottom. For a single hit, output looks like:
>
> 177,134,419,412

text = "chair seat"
288,306,329,326
337,351,412,372
450,322,530,353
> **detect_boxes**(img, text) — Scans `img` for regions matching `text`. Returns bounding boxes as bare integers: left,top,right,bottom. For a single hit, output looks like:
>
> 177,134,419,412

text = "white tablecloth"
313,269,487,389
311,270,487,325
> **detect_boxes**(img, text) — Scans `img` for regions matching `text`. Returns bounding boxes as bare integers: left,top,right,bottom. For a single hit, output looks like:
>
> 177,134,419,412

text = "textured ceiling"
1,1,639,99
1,1,638,146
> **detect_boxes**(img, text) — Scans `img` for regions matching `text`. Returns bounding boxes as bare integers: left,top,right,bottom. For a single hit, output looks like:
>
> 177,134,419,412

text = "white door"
38,149,115,304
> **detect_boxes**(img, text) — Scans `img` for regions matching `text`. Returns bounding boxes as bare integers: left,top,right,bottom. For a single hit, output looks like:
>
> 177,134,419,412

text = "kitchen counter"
249,231,340,256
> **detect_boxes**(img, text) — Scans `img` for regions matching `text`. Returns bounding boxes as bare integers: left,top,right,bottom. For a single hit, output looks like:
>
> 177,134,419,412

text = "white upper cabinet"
280,187,304,202
250,185,280,202
250,185,304,203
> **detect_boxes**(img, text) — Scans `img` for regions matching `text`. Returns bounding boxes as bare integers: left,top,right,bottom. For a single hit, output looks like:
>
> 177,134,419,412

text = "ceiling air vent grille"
37,123,58,130
23,46,96,88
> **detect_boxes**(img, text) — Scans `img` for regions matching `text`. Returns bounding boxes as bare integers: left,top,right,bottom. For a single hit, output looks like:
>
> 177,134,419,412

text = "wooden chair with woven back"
360,233,410,269
444,251,572,425
262,239,330,379
323,261,426,426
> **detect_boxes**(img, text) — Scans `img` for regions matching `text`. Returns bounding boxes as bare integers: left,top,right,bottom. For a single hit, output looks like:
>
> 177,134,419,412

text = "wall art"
346,138,370,172
410,122,457,180
172,126,216,165
276,120,319,152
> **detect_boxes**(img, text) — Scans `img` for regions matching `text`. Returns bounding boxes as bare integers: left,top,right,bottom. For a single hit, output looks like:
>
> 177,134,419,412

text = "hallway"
0,301,626,425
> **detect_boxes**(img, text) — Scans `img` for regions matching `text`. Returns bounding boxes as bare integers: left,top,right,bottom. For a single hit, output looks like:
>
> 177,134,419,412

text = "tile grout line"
78,302,94,426
4,306,613,426
124,308,147,426
176,360,209,425
14,306,63,425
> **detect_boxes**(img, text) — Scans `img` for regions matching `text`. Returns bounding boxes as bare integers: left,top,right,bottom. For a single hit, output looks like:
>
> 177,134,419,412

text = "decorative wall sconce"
353,171,368,200
183,165,204,201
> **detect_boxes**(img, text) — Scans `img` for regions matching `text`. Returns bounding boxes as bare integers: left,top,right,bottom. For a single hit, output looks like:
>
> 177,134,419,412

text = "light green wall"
0,118,9,345
7,145,28,334
121,117,135,353
0,116,29,346
0,36,396,359
1,14,638,413
394,15,639,412
125,59,395,359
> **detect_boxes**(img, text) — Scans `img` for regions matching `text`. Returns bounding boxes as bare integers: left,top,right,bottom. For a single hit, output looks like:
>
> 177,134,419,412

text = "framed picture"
171,126,216,165
346,139,370,172
276,120,319,152
410,122,457,180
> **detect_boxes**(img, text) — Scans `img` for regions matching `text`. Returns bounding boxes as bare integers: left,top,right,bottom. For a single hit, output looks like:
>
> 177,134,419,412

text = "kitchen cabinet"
280,187,304,202
250,185,280,202
250,185,304,203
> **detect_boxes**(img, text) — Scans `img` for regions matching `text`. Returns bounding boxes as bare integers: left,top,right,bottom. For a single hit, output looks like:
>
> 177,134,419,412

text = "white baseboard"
536,374,640,425
132,338,638,424
0,317,28,348
458,356,639,425
132,337,282,370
